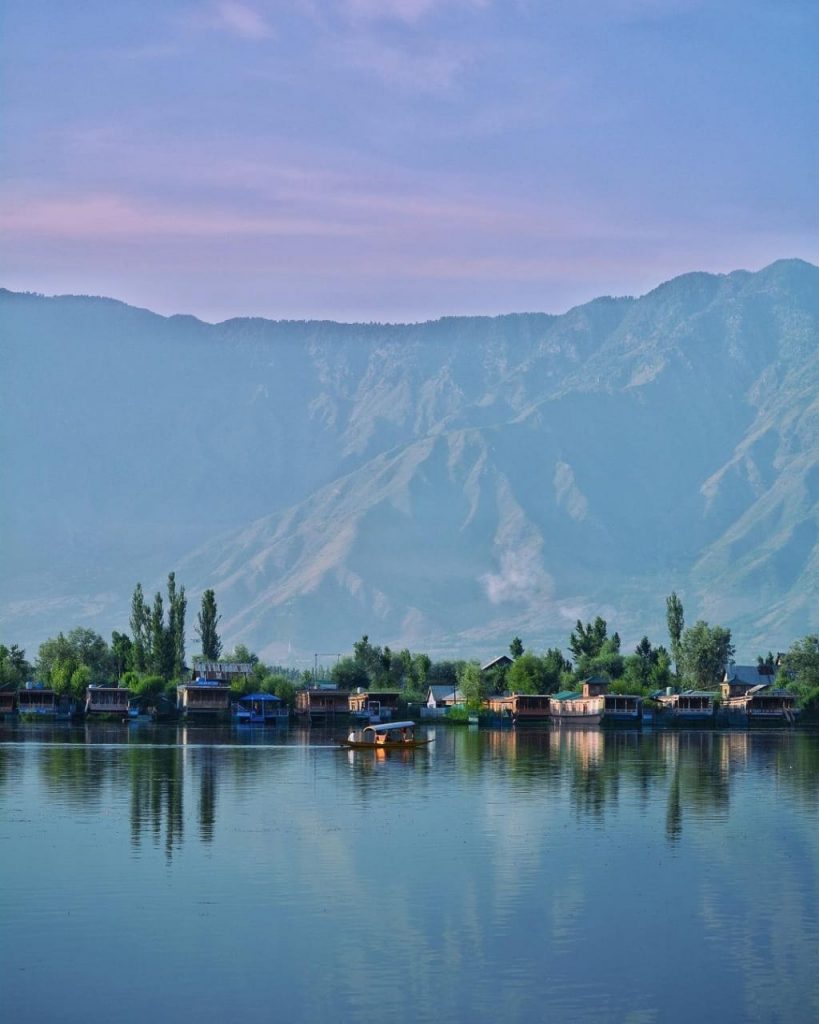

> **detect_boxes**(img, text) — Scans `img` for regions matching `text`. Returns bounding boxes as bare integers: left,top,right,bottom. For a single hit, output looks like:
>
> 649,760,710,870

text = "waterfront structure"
723,687,798,724
484,693,552,723
0,689,17,717
550,677,642,724
721,665,775,700
348,690,400,723
656,690,716,722
85,686,131,716
177,678,232,717
18,685,58,718
234,692,289,724
422,684,465,719
296,686,351,721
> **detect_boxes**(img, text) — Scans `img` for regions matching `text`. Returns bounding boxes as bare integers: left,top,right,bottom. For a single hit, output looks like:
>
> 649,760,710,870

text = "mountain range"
2,258,818,666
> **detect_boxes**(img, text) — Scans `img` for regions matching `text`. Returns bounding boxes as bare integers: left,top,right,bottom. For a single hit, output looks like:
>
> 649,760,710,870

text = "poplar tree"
196,589,222,661
167,572,187,680
666,592,685,675
129,583,149,672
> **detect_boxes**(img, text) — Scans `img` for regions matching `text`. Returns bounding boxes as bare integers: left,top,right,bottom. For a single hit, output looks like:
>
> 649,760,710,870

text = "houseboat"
550,677,642,725
722,687,798,725
177,677,232,718
0,689,18,718
484,693,552,724
656,690,716,723
348,690,400,724
18,683,58,719
85,685,131,717
234,692,289,725
295,686,351,722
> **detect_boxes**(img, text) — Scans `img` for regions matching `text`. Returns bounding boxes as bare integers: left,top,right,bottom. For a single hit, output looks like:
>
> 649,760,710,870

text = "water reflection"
128,745,184,858
3,723,819,853
3,722,819,1024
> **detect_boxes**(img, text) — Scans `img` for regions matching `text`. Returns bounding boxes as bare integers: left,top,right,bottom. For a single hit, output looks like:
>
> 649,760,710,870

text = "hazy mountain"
2,258,818,663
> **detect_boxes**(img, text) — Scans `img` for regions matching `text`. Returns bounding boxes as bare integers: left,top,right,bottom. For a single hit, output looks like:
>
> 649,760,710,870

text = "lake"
2,721,819,1024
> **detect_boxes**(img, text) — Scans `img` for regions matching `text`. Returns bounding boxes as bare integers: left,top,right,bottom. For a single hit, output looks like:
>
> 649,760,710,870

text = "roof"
551,690,582,701
363,721,416,733
481,655,512,671
239,692,282,702
724,665,774,686
427,684,461,699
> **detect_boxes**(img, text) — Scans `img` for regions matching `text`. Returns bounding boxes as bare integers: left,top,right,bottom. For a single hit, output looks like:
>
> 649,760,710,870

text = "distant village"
2,577,817,729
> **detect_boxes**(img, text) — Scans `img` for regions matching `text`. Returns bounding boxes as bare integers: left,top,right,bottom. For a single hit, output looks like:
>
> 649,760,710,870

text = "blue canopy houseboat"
234,692,289,725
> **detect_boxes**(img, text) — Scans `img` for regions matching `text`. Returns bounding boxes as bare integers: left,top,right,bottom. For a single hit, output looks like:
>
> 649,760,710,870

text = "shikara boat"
339,720,432,750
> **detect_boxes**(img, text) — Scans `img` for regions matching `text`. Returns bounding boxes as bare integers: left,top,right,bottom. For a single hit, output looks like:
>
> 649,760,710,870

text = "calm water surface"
2,722,819,1024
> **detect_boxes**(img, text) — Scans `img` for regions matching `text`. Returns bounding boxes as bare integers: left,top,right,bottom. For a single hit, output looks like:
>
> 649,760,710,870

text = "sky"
1,0,817,322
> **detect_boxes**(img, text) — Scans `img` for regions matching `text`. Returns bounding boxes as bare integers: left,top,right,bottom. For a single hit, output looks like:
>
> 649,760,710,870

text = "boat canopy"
363,720,416,734
239,692,282,702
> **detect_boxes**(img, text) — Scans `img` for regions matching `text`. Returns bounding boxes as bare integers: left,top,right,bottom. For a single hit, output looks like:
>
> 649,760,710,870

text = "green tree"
196,589,222,661
569,617,609,662
679,620,734,689
149,592,175,680
457,661,485,708
111,631,132,680
331,656,369,691
129,583,150,672
779,636,819,711
224,644,259,666
509,636,524,659
167,572,187,679
666,592,685,675
507,652,553,694
0,644,31,688
757,650,776,674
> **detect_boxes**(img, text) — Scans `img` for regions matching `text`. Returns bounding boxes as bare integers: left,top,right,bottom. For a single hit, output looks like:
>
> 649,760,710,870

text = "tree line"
2,584,819,713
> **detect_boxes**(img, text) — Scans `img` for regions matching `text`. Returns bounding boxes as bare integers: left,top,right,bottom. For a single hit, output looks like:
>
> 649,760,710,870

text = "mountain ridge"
2,258,818,662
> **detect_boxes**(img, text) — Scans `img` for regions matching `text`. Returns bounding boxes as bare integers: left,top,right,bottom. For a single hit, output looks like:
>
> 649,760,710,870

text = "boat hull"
339,739,432,750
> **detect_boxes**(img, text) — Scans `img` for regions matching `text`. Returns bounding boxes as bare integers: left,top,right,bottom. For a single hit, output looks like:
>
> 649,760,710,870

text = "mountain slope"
2,259,818,660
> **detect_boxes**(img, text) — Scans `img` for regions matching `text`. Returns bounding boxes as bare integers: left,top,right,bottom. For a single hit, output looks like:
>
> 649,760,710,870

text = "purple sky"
1,0,817,322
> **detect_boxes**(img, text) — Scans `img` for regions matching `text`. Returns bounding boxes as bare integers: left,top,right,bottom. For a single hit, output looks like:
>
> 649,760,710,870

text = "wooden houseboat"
0,689,18,718
723,687,798,724
550,677,642,725
296,686,352,722
485,693,552,724
234,692,289,725
18,684,58,719
656,690,715,723
177,678,232,718
85,685,131,717
348,690,400,723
